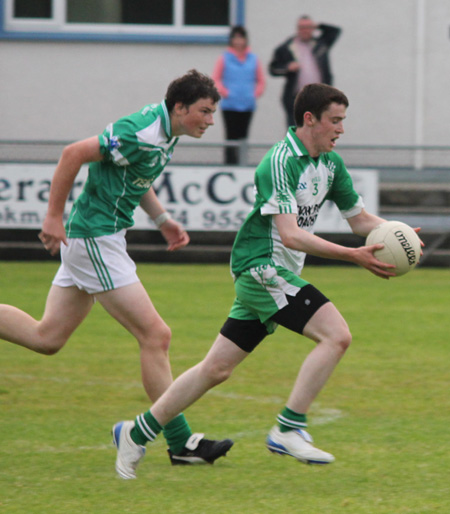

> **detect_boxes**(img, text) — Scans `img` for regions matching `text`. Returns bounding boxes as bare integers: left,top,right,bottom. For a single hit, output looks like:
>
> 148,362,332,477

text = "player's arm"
140,188,189,251
139,187,167,220
39,136,102,255
347,208,424,253
346,208,386,237
274,213,395,278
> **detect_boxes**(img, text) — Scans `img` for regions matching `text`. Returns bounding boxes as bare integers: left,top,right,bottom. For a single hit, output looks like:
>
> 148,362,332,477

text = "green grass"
0,262,449,514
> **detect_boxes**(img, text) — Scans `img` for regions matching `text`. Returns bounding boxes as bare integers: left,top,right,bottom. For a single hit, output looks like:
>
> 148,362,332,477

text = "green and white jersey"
231,128,364,277
66,101,178,238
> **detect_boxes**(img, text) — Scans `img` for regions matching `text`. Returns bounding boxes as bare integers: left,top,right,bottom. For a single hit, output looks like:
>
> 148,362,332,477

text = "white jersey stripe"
272,143,288,193
113,167,128,233
286,131,304,156
270,143,295,214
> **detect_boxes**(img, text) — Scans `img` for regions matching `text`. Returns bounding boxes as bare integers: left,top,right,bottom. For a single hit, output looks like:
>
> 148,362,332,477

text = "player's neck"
295,127,320,158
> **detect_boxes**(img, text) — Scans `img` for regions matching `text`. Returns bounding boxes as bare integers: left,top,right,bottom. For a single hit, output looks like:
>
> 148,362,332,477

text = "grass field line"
1,372,145,388
9,412,343,456
2,372,345,425
11,432,264,456
2,373,344,457
207,390,345,426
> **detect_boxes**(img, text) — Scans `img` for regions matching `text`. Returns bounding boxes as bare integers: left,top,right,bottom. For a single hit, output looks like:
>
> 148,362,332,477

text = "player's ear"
173,102,188,115
304,111,315,126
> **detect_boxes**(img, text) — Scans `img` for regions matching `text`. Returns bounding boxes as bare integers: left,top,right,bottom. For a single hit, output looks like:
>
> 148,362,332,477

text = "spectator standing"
269,16,341,127
212,26,266,164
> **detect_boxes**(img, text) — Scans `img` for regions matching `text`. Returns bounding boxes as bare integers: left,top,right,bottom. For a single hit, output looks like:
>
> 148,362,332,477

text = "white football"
366,221,421,276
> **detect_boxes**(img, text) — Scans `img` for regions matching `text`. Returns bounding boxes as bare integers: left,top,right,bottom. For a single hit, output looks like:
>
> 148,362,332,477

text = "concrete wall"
1,0,450,148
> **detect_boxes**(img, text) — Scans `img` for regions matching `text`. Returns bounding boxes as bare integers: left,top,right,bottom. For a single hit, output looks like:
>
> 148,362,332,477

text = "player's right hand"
353,244,396,279
39,215,68,256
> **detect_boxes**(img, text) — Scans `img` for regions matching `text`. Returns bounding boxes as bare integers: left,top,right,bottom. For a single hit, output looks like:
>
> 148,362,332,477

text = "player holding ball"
113,83,423,478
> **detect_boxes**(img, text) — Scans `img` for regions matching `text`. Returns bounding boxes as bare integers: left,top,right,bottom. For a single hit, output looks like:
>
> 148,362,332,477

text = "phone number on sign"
166,209,250,231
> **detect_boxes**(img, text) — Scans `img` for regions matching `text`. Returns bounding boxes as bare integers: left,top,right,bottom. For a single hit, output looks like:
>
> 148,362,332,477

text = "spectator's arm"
211,55,228,97
317,24,342,47
269,45,292,77
254,59,266,97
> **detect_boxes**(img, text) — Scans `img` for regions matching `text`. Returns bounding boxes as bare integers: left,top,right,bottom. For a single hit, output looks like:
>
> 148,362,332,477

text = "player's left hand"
413,227,425,256
160,219,190,251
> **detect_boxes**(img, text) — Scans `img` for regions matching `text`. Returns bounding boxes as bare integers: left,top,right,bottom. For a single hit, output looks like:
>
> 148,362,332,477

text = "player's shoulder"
117,103,159,125
256,140,294,172
127,103,160,126
321,150,346,170
139,103,161,118
273,139,295,160
110,103,164,144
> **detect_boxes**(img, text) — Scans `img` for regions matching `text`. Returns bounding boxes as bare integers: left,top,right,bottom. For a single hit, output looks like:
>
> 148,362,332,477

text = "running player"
0,70,233,475
112,83,402,477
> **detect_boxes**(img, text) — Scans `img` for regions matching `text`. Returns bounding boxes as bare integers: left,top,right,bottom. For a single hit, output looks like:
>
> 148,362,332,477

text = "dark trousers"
283,95,296,128
222,110,253,164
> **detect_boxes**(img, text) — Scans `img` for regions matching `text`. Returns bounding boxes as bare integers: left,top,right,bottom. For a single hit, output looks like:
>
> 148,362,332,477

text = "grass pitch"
0,262,449,514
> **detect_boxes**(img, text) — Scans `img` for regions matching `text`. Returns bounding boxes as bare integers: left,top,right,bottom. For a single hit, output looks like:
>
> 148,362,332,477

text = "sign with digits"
0,164,378,233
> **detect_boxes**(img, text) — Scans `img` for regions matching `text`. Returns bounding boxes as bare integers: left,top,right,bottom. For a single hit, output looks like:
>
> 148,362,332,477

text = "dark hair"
165,69,220,112
294,83,349,127
228,25,248,45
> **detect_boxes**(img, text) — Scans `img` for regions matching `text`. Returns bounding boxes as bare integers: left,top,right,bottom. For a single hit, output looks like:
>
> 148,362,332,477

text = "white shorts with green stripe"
52,229,139,294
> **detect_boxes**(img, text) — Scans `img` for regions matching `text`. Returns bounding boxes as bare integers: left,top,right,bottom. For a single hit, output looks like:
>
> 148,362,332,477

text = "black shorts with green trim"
220,283,330,353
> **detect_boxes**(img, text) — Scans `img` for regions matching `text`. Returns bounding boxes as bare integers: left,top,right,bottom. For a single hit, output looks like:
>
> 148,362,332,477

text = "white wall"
1,0,450,148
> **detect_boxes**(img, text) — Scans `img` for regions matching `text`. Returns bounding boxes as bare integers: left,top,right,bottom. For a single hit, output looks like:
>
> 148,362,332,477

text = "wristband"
153,212,172,228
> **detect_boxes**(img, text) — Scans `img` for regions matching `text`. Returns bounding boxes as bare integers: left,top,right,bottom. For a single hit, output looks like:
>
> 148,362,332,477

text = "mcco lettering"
153,171,253,206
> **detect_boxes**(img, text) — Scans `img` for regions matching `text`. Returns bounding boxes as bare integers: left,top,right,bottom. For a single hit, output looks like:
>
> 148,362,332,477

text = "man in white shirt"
269,16,341,126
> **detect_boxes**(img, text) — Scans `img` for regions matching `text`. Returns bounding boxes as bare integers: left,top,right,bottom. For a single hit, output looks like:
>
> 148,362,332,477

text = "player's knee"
33,325,70,355
200,359,233,386
37,338,65,356
40,346,60,356
157,323,172,352
334,327,352,354
142,321,172,353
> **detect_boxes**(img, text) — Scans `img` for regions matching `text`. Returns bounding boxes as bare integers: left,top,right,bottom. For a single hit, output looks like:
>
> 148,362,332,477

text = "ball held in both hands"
366,221,421,276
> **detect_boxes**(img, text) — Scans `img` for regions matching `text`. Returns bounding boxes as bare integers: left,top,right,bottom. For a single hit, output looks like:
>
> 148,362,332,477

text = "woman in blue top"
212,26,266,164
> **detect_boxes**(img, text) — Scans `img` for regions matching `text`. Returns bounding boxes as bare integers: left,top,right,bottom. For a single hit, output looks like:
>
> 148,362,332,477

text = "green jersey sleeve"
99,117,146,167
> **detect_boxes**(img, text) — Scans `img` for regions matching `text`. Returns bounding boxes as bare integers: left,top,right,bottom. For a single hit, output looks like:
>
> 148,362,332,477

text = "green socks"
131,410,162,445
277,406,307,432
162,414,192,455
130,411,192,455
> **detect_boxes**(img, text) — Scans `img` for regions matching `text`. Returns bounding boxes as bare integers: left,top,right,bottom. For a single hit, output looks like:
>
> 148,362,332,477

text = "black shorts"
220,284,330,353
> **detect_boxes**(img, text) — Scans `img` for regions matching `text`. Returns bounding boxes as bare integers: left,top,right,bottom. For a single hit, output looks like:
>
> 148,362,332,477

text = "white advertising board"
0,164,378,233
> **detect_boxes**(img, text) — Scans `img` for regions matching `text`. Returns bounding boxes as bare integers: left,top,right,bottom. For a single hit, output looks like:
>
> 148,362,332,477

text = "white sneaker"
266,426,335,464
112,421,146,479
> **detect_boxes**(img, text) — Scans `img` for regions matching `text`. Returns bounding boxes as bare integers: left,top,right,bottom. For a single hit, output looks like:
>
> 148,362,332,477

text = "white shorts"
52,229,140,294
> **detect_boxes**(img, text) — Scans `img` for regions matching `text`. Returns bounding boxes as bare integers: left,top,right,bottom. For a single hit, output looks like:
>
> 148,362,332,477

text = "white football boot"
266,426,335,464
112,421,146,479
